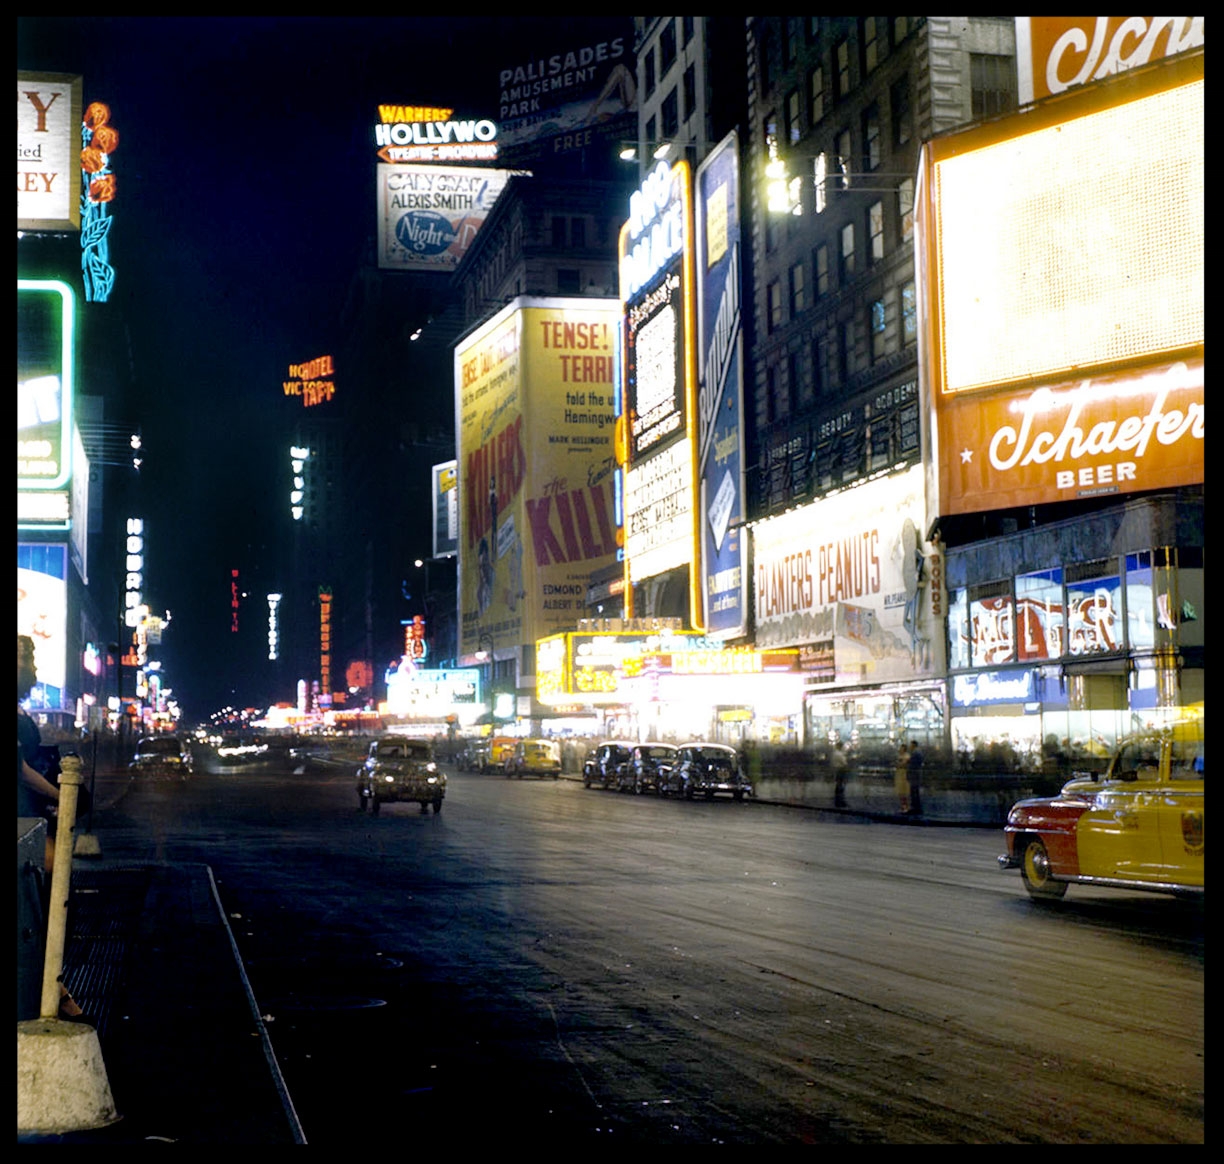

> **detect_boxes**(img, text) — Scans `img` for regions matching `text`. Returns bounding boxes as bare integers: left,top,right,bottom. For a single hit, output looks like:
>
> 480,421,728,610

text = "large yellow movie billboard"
456,297,621,661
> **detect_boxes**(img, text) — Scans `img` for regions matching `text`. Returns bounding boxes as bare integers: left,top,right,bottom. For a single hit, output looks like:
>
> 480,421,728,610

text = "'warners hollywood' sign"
373,104,499,163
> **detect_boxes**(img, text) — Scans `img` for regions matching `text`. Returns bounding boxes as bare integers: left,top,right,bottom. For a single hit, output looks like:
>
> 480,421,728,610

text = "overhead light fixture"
618,143,637,161
653,141,673,160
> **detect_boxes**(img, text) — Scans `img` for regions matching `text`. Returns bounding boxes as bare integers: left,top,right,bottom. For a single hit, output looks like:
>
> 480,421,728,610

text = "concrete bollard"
16,755,120,1135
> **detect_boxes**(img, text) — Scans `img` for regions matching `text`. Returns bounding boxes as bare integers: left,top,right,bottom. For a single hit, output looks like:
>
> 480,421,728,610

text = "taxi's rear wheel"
1019,836,1066,899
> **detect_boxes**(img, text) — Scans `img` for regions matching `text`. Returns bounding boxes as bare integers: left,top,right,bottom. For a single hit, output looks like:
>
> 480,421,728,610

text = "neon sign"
373,104,499,163
79,101,118,303
282,354,336,407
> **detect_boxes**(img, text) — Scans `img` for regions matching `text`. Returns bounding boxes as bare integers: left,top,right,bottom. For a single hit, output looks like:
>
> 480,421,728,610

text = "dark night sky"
17,16,633,718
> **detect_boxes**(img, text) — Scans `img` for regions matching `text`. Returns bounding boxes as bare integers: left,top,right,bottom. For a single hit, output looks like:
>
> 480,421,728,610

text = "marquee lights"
124,517,144,628
267,593,282,661
289,445,310,520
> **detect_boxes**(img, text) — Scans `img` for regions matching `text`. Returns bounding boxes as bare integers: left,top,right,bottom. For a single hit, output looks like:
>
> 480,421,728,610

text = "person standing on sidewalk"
893,742,910,814
830,740,849,808
906,739,925,816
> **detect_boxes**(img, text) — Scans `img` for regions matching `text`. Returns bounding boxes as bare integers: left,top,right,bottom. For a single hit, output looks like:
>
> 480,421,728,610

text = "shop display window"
1065,566,1123,655
969,586,1014,667
947,588,970,669
1125,552,1155,650
1016,568,1063,660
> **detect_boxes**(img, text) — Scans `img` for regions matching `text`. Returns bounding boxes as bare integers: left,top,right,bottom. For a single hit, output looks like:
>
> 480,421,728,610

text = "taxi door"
1075,738,1166,882
1155,736,1205,888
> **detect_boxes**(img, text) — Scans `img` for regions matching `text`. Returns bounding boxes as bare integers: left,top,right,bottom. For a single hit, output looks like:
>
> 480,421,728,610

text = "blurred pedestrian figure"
830,740,848,808
907,739,925,816
894,742,910,814
18,633,84,1019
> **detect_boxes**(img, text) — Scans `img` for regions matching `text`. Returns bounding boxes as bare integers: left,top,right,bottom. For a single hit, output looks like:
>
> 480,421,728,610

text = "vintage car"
485,736,517,773
129,735,192,779
999,717,1204,899
506,738,562,779
626,743,678,795
661,743,753,801
583,741,635,790
356,737,446,815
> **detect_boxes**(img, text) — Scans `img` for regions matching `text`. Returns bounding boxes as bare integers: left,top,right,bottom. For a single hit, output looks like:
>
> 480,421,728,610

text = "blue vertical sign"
695,133,747,639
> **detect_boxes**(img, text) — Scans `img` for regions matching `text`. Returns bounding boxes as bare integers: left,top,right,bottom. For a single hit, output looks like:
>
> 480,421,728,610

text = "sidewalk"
18,766,305,1145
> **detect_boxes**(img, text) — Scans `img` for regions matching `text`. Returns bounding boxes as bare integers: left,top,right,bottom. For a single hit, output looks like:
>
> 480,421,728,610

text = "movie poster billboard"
17,72,82,231
695,131,747,639
752,466,946,686
17,543,68,710
377,164,516,272
456,297,620,661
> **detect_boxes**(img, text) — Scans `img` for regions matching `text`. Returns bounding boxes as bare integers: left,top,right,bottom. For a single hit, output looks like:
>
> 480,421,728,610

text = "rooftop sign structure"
373,104,499,164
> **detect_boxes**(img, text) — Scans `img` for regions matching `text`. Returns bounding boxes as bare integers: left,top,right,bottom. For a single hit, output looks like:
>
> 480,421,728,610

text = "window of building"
790,261,806,313
786,88,801,145
682,15,694,46
870,297,886,361
835,127,852,187
557,268,581,294
893,17,909,44
551,216,566,248
1016,568,1065,661
840,222,855,281
661,87,679,138
783,18,802,64
835,39,851,101
644,46,656,97
897,177,914,242
660,20,677,74
809,67,825,125
970,582,1016,667
861,16,880,74
759,26,775,94
787,351,800,412
811,337,826,397
768,280,783,331
683,64,696,126
797,348,814,407
645,114,656,154
971,52,1017,119
814,244,830,298
891,77,912,147
766,365,779,423
901,281,917,345
868,199,885,262
571,217,586,249
862,104,881,171
841,317,855,381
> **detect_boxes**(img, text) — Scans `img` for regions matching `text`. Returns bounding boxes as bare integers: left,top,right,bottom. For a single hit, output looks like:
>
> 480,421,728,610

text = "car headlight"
426,762,437,773
383,774,395,783
426,776,438,785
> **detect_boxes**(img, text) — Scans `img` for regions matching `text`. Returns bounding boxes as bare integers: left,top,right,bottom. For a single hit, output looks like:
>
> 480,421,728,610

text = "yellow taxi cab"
506,738,562,779
999,711,1204,899
486,735,517,772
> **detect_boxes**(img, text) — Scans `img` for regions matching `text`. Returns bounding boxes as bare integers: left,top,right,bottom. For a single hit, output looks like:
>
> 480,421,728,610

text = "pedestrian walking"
894,742,910,814
830,740,849,808
906,739,925,816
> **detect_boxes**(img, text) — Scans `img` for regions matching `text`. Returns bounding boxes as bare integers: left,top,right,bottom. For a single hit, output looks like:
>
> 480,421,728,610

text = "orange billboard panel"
1016,17,1203,105
917,50,1203,519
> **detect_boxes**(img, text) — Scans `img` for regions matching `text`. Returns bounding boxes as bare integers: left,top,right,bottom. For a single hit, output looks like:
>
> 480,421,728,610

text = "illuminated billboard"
752,466,946,687
455,297,622,661
618,158,700,616
18,543,68,710
695,131,748,640
373,105,499,164
496,32,635,152
17,279,74,491
377,164,518,272
17,72,82,231
1015,17,1203,105
282,354,336,407
433,460,458,558
916,50,1203,518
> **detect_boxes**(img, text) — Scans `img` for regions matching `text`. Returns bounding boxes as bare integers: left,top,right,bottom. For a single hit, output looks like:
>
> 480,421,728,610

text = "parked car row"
582,740,753,801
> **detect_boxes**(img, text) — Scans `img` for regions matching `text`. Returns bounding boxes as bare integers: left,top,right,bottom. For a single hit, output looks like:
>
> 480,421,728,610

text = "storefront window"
969,586,1014,667
806,687,945,764
1065,565,1123,655
947,587,970,669
1125,552,1155,650
1015,568,1063,661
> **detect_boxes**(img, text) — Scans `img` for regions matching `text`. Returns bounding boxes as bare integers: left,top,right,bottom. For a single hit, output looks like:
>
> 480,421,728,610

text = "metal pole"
40,754,83,1018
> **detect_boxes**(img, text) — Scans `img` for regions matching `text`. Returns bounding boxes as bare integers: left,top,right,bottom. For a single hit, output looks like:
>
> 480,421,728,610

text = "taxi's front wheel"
1019,836,1067,899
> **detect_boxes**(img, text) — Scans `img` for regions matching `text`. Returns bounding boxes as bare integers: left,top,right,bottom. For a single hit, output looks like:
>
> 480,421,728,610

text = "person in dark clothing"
830,741,849,808
906,740,924,816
